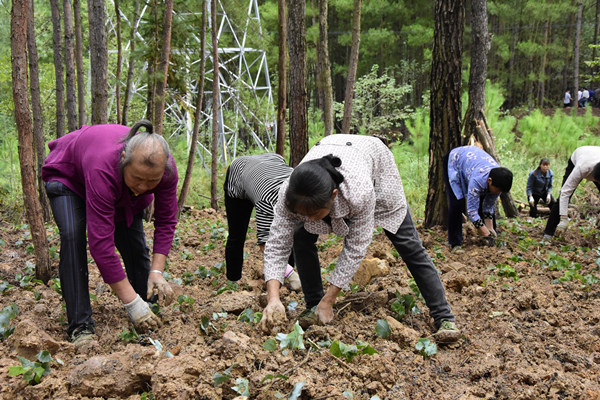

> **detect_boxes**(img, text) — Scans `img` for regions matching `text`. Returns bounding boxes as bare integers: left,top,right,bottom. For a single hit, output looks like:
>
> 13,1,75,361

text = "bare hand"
259,299,287,333
147,272,174,305
315,299,335,324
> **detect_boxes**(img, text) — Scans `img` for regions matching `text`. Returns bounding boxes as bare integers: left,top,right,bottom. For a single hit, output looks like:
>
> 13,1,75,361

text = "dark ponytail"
534,157,550,176
285,154,344,214
122,119,154,142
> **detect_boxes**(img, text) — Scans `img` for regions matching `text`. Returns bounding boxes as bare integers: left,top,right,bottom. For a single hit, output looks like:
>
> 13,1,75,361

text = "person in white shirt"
259,134,460,343
563,90,572,108
544,146,600,238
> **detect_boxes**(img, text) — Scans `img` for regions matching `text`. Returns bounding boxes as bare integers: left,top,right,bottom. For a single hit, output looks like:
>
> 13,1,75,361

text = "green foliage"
391,290,420,320
275,321,305,350
415,338,437,358
329,339,378,363
231,378,250,397
238,308,262,325
174,294,195,312
495,264,519,281
375,319,392,338
0,280,14,294
213,364,235,386
0,303,18,339
140,392,155,400
8,350,62,386
118,326,140,344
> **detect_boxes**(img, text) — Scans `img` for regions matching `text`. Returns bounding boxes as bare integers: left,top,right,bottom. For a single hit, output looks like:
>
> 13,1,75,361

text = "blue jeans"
45,181,151,336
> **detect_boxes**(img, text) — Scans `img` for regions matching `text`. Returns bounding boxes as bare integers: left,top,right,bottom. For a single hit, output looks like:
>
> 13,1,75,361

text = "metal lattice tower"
105,0,276,167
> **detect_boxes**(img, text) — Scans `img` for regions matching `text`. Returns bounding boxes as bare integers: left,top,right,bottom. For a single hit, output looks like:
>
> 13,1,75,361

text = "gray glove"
546,194,551,204
528,195,534,207
285,270,302,291
555,215,569,235
124,294,161,333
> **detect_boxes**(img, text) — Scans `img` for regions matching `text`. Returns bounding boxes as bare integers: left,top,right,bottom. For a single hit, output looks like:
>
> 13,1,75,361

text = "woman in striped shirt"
224,153,301,289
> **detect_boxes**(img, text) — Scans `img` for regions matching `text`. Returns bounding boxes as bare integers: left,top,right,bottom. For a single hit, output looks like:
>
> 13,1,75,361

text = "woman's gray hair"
120,119,172,174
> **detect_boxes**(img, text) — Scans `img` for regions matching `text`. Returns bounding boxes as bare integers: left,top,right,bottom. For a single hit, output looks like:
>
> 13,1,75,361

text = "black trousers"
223,173,293,282
545,159,600,235
45,181,151,336
292,209,454,329
442,153,496,247
529,192,555,218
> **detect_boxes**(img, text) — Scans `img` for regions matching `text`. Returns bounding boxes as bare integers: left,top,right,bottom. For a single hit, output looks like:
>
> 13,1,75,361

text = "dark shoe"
70,324,95,346
433,320,461,343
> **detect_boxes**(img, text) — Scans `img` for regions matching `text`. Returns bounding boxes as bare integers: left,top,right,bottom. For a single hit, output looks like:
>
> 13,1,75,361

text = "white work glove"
124,294,161,333
147,271,174,305
285,270,302,291
546,194,551,204
528,195,535,207
555,215,569,235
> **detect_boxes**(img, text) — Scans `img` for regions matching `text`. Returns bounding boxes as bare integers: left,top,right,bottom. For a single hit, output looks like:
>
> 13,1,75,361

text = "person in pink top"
42,120,178,345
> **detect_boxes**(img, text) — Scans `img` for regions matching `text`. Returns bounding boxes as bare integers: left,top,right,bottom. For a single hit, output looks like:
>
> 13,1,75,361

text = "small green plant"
329,339,378,362
0,280,14,294
238,308,262,325
375,319,392,338
216,281,238,295
8,350,62,385
391,290,420,320
496,264,519,281
174,294,195,312
232,377,250,397
415,338,437,357
180,249,195,260
0,303,18,339
213,364,236,386
140,391,155,400
275,321,305,351
118,326,140,343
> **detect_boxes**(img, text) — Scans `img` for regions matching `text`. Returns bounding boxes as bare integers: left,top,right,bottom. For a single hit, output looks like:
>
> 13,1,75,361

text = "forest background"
2,0,600,220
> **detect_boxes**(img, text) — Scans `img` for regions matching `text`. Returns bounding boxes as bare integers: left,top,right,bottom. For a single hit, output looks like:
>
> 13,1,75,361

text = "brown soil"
1,206,600,400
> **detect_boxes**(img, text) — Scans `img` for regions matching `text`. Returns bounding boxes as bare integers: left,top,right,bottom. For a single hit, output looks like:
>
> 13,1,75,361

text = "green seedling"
275,321,305,350
180,249,194,260
0,303,18,339
0,280,14,294
216,281,238,295
140,391,155,400
415,338,437,357
329,339,378,363
496,264,519,281
238,308,262,325
375,319,392,338
174,294,195,312
213,364,236,386
232,377,250,397
8,350,62,386
118,326,139,343
391,290,420,320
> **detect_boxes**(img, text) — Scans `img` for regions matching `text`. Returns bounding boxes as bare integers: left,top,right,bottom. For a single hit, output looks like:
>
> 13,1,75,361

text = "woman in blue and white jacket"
526,158,555,218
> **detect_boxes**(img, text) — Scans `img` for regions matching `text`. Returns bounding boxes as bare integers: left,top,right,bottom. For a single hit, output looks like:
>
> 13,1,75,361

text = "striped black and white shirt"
225,153,293,244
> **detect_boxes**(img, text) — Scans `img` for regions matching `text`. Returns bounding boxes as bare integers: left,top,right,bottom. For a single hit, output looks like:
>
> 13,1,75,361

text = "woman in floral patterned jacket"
259,134,460,342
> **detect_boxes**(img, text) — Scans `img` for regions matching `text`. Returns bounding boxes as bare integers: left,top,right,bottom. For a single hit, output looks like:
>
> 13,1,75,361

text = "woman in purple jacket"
42,120,178,345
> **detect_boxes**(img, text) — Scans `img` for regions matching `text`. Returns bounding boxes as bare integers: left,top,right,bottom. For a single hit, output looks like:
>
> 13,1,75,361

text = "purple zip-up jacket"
42,125,178,284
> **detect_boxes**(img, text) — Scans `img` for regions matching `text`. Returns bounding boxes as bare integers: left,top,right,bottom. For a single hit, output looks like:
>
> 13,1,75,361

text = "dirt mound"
1,209,600,399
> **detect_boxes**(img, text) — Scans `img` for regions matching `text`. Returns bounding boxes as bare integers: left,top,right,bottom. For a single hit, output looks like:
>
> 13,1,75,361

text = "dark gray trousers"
45,181,150,336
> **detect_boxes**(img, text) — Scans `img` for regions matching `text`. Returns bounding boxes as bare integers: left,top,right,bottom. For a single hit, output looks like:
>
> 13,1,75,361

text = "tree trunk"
114,0,122,124
276,0,287,156
50,0,65,137
74,0,86,127
152,0,173,135
210,0,220,210
563,11,575,93
178,0,207,216
63,0,78,132
288,0,308,167
573,0,582,98
122,0,141,126
424,0,464,228
318,0,334,136
88,0,108,124
341,0,362,134
538,19,549,108
593,0,600,79
27,0,51,222
11,0,50,282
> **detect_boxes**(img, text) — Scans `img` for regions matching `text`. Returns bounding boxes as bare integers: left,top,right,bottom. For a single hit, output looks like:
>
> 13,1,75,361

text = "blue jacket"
526,168,553,197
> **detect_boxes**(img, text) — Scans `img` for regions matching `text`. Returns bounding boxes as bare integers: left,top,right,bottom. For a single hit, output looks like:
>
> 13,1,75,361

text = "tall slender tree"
573,0,583,98
276,0,287,156
27,0,51,222
210,0,220,209
88,0,108,124
318,0,334,136
50,0,66,137
122,0,141,126
288,0,308,166
178,0,207,215
11,0,50,281
74,0,85,126
341,0,362,134
114,0,123,124
424,0,464,228
64,0,78,132
152,0,173,135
